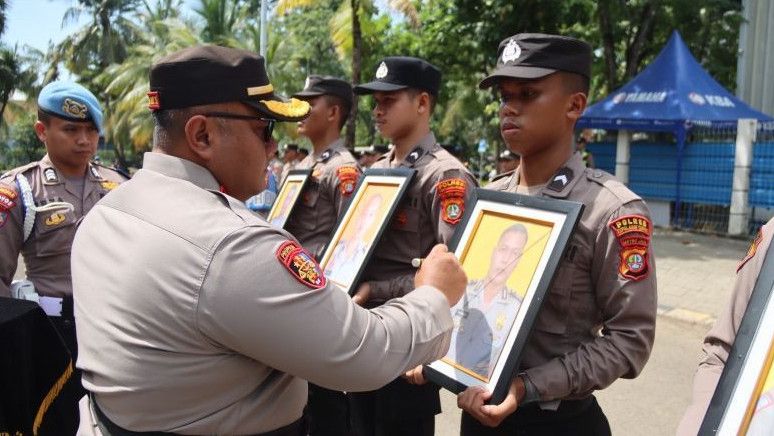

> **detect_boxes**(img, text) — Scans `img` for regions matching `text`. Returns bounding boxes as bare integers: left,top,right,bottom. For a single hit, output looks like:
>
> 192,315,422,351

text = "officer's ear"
34,121,48,143
184,115,215,161
566,92,587,122
416,91,432,116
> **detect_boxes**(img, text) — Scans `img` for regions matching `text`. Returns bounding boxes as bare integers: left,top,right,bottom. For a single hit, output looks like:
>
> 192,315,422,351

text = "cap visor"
478,66,557,89
244,96,311,122
353,81,407,95
292,90,325,98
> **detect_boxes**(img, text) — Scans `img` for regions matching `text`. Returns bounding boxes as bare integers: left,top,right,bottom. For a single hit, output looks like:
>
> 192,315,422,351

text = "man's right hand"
414,244,466,307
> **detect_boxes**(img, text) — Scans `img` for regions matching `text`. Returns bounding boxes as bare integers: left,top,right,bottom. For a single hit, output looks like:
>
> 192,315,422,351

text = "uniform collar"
384,132,437,168
315,138,346,163
141,152,220,191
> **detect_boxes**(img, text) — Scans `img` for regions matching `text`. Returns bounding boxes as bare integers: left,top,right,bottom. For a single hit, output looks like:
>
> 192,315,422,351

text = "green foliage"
1,112,45,171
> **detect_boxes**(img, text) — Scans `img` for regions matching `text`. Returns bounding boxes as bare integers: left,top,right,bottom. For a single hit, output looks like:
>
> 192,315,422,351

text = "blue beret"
38,81,104,135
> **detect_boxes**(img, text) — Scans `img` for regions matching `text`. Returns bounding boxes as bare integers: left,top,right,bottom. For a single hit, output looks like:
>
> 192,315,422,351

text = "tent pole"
673,127,687,227
615,130,631,185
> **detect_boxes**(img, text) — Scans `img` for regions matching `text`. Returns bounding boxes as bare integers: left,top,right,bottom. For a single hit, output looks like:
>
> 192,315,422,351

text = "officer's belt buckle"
38,296,64,317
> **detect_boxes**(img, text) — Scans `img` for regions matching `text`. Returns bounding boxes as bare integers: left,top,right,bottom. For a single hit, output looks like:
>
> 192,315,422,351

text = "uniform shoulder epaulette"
491,170,515,183
586,168,640,204
0,161,40,181
93,162,131,180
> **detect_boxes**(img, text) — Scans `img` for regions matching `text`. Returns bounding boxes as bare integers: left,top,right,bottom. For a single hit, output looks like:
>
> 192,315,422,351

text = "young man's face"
35,117,99,170
297,96,331,140
497,73,581,158
372,90,421,141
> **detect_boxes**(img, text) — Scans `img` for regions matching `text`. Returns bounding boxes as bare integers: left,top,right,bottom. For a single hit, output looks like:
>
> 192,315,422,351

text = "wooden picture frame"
425,188,583,404
319,168,415,295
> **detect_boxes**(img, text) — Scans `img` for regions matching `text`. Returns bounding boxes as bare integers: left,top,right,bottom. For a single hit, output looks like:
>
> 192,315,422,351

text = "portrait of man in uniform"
445,224,528,380
267,172,308,228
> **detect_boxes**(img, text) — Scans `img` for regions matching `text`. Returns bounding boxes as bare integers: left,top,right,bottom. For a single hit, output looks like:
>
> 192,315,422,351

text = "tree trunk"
597,0,618,91
346,0,362,150
623,1,657,81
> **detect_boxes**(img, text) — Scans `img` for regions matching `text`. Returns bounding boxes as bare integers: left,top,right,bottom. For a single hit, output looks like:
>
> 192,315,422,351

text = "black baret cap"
479,33,591,89
354,56,442,96
293,75,353,106
148,45,310,122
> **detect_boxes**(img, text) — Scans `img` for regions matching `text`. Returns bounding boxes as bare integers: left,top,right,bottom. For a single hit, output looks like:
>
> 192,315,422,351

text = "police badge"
501,39,522,64
375,61,388,79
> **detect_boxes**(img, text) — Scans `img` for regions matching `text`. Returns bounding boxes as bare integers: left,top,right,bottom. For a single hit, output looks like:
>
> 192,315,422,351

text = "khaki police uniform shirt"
677,217,774,436
0,155,127,297
72,152,453,434
284,139,361,257
486,151,657,402
363,132,478,302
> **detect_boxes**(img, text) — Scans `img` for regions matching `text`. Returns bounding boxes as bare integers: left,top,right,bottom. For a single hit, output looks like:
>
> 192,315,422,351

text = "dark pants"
49,311,86,400
348,378,439,436
461,396,611,436
305,383,351,436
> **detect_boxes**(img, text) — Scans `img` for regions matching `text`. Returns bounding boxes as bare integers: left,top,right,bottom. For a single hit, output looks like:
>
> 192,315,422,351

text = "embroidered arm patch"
0,184,18,211
336,166,359,197
609,214,652,281
437,178,466,225
276,240,327,289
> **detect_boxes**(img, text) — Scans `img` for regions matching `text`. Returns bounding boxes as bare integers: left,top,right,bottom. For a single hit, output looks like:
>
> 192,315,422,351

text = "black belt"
91,394,304,436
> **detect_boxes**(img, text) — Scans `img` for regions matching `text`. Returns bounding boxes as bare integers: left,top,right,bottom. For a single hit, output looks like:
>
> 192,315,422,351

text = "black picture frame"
699,241,774,435
318,168,416,295
424,188,583,405
267,169,312,229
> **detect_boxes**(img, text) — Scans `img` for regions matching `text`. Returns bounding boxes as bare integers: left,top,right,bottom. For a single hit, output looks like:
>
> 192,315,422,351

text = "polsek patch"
276,240,327,289
609,214,652,281
0,184,17,211
737,228,763,273
437,178,466,225
336,166,358,196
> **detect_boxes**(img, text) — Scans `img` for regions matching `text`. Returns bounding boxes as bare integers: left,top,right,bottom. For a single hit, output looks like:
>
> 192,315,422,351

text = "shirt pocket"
385,206,422,258
33,209,77,256
533,264,574,336
296,182,321,231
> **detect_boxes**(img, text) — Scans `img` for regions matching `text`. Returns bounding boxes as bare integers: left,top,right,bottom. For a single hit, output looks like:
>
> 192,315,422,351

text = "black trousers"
348,378,439,436
460,396,611,436
305,383,351,436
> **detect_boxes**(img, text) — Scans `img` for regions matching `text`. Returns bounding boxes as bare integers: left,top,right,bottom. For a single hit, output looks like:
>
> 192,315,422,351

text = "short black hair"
37,109,53,125
152,107,197,150
322,94,351,130
561,71,589,95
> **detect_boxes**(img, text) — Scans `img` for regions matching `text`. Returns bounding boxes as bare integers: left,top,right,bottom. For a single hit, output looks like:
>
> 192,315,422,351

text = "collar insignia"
547,167,573,192
44,168,59,183
405,147,424,165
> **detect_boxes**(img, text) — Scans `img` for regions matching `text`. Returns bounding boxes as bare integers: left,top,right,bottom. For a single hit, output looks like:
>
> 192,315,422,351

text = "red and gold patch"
437,178,466,225
147,91,160,111
275,240,327,289
0,184,17,211
393,209,408,229
336,166,359,197
609,214,652,281
737,228,763,273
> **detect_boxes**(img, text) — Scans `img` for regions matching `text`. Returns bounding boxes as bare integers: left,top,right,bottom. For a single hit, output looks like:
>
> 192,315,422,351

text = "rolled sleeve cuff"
524,358,570,402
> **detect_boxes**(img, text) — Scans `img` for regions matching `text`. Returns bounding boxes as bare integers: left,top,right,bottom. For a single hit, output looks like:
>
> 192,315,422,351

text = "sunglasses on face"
200,111,276,142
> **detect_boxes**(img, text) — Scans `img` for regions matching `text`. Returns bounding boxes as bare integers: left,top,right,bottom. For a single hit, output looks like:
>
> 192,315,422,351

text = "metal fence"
587,122,772,236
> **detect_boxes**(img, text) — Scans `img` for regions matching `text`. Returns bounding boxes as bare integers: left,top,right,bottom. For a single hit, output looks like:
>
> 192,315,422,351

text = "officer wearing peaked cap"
71,45,467,435
284,74,362,436
456,34,657,435
348,56,478,436
0,81,127,350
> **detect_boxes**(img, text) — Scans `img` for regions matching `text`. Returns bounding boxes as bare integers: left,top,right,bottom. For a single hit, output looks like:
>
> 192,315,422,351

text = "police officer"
280,143,302,185
457,33,657,435
0,81,128,359
496,150,519,175
349,56,478,436
286,75,361,435
71,45,467,435
677,217,774,435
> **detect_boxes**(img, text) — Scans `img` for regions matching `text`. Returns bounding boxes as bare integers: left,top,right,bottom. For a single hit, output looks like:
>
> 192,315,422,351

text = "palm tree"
275,0,419,148
0,46,39,136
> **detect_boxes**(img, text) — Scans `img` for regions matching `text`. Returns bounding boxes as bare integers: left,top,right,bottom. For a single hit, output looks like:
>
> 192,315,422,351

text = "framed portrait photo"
319,168,415,295
267,169,311,229
700,243,774,435
425,189,583,404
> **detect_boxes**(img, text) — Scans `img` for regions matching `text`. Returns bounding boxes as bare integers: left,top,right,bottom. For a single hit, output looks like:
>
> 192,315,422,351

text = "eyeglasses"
200,111,276,142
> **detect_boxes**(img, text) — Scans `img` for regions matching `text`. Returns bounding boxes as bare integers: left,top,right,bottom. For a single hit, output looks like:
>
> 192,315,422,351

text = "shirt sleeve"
0,179,24,297
367,274,416,302
524,200,658,401
196,228,454,392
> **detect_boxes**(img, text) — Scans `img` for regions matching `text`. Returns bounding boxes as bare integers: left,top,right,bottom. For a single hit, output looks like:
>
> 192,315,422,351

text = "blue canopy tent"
577,31,772,224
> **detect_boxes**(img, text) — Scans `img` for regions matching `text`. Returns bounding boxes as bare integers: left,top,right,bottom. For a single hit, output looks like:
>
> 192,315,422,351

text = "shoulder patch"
437,178,467,225
0,183,18,212
609,214,652,281
276,240,327,289
336,166,359,197
738,228,763,273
